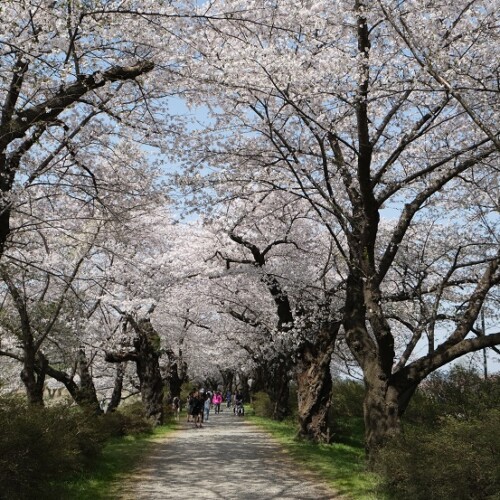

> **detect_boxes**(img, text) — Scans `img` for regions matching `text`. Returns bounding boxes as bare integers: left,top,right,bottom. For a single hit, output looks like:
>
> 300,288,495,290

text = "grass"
247,413,383,499
58,423,178,499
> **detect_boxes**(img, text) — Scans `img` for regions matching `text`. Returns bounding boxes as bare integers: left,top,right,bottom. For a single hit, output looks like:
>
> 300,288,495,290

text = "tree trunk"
268,359,290,420
0,153,14,257
21,349,45,405
344,266,399,459
165,361,184,399
295,323,339,443
40,351,103,414
238,372,250,401
220,369,234,395
107,363,125,412
362,364,401,458
75,349,102,414
296,340,338,443
106,316,165,424
133,318,164,425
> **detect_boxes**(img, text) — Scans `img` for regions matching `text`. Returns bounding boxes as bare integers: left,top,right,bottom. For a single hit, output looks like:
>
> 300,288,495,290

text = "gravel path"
118,410,343,499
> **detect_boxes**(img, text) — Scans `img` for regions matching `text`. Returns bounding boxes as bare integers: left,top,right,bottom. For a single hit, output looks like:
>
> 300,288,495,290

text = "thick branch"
0,61,154,149
105,350,138,363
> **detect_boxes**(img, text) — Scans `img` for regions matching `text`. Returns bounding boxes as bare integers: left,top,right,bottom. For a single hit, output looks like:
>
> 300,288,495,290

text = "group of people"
185,389,223,428
176,388,244,428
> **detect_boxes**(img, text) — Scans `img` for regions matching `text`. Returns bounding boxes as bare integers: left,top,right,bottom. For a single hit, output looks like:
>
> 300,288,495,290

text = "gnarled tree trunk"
220,368,234,395
163,344,188,400
134,318,164,425
296,322,340,443
106,316,165,425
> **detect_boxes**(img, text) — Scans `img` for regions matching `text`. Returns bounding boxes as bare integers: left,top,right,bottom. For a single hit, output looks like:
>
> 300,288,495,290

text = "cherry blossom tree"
0,0,189,256
92,207,221,422
0,116,167,410
0,0,188,413
0,205,105,407
172,0,500,456
200,191,344,440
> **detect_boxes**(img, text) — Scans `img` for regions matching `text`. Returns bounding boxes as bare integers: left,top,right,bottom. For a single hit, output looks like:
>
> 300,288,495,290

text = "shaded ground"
118,410,343,499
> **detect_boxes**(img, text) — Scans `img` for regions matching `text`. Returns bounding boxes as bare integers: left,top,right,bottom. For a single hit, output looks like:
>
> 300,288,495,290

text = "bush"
328,379,365,444
406,367,500,425
375,409,500,500
0,396,107,499
100,401,154,437
330,379,364,419
252,391,274,418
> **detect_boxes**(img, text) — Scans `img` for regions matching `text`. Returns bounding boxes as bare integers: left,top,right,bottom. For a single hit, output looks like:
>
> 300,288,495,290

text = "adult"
204,393,211,422
172,396,181,421
191,390,204,428
187,390,196,423
212,391,223,414
233,391,244,416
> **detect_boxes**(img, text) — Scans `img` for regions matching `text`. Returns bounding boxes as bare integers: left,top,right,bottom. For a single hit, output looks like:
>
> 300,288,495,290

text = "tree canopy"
0,0,498,457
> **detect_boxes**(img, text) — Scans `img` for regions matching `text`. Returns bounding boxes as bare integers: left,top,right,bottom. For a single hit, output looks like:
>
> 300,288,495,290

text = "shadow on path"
119,412,342,499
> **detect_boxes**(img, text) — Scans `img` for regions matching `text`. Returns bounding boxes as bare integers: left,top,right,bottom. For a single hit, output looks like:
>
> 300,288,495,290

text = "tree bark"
105,316,165,424
107,363,126,413
133,318,164,425
295,322,340,443
163,343,188,399
129,318,164,425
75,349,102,414
220,368,234,395
362,363,401,457
165,361,184,399
21,349,46,406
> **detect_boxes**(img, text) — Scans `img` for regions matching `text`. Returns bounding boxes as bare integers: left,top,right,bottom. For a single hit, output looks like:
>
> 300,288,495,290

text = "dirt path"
118,410,343,499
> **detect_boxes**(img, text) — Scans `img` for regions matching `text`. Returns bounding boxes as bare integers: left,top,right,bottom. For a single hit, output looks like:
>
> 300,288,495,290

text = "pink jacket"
212,393,223,404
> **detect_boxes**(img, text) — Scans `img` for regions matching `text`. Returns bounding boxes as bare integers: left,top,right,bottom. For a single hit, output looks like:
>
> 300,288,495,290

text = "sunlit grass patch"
247,414,382,500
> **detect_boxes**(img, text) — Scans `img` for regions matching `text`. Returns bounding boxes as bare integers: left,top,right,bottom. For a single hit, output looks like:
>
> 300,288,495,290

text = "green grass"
58,423,177,499
247,413,383,499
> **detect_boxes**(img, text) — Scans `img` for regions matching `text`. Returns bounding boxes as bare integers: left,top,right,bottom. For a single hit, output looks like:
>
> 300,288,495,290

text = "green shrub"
163,400,179,423
330,379,365,418
403,386,444,426
407,367,500,425
0,396,107,499
96,411,130,437
328,379,365,445
115,401,154,435
375,409,500,500
252,391,274,418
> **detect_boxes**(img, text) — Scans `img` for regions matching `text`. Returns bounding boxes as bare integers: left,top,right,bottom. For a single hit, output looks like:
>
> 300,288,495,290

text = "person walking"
172,396,181,421
204,393,211,422
186,390,195,423
212,391,223,414
191,390,204,428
